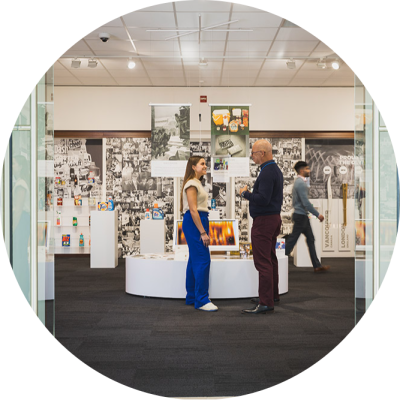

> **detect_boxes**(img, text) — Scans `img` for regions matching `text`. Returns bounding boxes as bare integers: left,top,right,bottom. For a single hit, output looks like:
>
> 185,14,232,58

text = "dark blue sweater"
243,160,283,218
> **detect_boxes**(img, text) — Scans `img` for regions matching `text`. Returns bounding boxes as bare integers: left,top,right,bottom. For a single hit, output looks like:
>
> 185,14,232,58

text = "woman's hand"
200,232,210,247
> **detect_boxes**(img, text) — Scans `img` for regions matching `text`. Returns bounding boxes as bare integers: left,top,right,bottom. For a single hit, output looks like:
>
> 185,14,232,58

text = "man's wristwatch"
241,191,247,198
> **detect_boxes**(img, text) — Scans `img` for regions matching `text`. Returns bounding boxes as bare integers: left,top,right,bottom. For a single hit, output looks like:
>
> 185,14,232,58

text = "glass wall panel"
11,129,32,302
355,78,399,323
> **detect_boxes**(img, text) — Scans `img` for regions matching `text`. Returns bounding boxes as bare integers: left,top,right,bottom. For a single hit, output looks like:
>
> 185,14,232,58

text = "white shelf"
52,246,91,254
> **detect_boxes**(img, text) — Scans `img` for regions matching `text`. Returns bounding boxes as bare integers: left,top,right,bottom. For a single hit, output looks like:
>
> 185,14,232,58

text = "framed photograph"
173,219,239,251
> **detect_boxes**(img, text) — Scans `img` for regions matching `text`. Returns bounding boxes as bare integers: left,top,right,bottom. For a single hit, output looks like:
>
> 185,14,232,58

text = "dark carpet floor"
55,256,355,397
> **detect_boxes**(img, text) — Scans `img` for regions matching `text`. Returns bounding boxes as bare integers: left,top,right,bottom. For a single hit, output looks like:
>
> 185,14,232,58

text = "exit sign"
200,96,207,103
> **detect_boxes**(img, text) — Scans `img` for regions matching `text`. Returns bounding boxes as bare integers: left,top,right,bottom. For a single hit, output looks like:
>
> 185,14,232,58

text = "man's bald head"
252,139,273,164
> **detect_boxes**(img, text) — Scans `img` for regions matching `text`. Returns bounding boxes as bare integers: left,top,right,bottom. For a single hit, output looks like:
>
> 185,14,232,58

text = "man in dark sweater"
285,161,330,272
239,140,283,315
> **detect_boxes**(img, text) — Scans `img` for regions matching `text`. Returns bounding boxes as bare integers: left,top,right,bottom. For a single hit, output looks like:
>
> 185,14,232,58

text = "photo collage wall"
105,138,174,257
54,138,103,201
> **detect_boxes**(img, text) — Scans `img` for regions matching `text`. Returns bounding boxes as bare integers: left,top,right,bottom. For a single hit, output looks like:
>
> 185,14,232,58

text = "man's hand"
240,185,248,195
318,214,324,222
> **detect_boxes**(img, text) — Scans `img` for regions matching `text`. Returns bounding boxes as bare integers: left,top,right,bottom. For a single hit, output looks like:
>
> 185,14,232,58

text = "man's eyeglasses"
251,151,264,156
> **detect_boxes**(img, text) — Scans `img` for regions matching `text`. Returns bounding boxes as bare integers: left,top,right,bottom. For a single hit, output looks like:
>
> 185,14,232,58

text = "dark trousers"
285,213,321,269
182,211,211,309
251,214,282,307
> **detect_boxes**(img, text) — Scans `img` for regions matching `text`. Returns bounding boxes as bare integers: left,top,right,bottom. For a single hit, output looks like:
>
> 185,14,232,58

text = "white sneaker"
198,302,218,312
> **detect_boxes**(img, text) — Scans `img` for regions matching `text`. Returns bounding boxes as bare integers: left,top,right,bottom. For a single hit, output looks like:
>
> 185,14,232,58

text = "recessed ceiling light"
88,59,98,68
128,60,136,69
332,60,340,70
286,59,296,69
71,59,81,68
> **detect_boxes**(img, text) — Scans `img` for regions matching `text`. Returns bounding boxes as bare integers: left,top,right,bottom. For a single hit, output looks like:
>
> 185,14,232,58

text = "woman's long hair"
180,156,205,213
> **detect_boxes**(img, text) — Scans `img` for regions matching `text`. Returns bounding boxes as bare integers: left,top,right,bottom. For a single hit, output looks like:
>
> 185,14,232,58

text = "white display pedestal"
209,210,220,220
126,253,288,299
90,211,118,268
140,220,166,255
293,216,322,267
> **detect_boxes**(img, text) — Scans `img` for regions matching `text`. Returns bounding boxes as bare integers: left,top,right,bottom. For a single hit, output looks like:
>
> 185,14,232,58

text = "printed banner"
151,104,190,177
210,105,250,178
322,199,335,252
305,139,355,199
338,199,354,252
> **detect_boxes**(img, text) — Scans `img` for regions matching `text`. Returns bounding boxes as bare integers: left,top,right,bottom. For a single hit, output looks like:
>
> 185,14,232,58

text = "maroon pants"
251,214,282,307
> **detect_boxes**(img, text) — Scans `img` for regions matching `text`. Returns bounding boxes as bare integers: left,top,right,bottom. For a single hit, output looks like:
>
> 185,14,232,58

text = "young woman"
180,156,217,312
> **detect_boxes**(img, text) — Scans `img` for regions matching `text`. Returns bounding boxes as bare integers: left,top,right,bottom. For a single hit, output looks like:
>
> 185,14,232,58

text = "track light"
88,59,98,68
199,58,208,67
128,59,136,69
316,58,326,69
331,60,340,70
71,59,81,68
286,59,296,69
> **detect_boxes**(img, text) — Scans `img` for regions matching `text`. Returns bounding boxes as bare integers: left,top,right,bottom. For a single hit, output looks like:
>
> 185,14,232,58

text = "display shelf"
52,246,91,254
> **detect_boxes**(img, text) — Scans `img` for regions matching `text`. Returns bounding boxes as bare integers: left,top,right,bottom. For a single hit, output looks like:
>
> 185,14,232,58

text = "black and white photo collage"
235,138,304,241
54,138,103,201
106,138,174,258
190,141,227,219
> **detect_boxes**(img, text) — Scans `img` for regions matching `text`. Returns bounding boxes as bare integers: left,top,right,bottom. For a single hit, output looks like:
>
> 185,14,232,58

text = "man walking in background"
239,139,283,315
285,161,330,273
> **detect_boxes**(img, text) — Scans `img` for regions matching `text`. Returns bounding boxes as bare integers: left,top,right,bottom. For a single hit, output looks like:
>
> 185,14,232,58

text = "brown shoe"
314,265,330,273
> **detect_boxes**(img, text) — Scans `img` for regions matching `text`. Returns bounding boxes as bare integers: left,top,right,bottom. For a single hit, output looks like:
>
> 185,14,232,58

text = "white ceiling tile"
92,50,136,56
313,42,334,52
83,27,129,41
58,58,105,70
220,78,255,86
276,28,400,40
183,61,223,70
134,40,180,53
85,39,134,52
308,51,336,59
268,51,312,58
65,40,93,52
223,51,267,59
54,69,75,77
179,30,228,41
223,60,264,70
68,69,110,77
62,50,95,57
228,28,278,41
122,12,177,28
54,61,68,70
315,40,400,52
227,40,272,52
263,60,296,70
142,60,184,70
175,2,232,12
102,17,124,27
232,4,264,12
176,12,231,29
180,40,226,52
271,40,319,52
54,77,83,85
231,12,282,28
138,3,174,12
100,58,144,70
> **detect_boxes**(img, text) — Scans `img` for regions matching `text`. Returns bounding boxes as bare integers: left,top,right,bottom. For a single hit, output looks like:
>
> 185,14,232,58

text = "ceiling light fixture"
286,59,296,69
317,58,327,69
88,59,98,68
331,60,340,70
128,59,136,69
199,58,208,67
71,59,81,68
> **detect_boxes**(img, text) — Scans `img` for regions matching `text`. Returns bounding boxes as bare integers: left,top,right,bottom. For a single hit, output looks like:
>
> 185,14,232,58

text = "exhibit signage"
150,103,191,177
210,104,250,178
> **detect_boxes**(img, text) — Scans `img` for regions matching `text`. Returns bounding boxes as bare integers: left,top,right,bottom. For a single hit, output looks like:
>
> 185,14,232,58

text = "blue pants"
182,211,211,309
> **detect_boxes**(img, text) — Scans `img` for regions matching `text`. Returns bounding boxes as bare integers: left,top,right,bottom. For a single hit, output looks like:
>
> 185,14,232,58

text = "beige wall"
54,86,354,131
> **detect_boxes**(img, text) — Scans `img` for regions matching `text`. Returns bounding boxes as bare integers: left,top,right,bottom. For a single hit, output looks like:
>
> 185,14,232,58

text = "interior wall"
54,86,354,132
